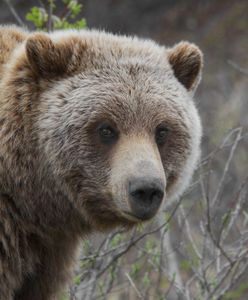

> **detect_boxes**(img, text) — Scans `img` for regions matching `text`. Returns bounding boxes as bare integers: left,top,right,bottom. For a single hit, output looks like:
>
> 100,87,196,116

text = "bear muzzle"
110,136,166,222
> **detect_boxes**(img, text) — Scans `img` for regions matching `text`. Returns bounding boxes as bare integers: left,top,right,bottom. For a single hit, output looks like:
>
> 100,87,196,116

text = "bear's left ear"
167,42,203,93
26,33,85,77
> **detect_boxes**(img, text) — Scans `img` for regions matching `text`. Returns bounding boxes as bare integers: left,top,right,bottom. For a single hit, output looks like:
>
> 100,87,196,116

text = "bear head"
22,30,203,231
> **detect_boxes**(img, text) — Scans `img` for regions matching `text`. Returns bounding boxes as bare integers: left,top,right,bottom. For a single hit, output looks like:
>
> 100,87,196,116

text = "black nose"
128,178,164,220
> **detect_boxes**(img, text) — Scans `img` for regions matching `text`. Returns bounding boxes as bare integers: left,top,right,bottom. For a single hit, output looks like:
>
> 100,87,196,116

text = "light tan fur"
110,134,166,214
0,26,27,80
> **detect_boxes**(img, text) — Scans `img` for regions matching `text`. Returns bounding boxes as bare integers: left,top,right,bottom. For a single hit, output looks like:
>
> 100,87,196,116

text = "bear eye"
155,125,169,145
98,123,118,144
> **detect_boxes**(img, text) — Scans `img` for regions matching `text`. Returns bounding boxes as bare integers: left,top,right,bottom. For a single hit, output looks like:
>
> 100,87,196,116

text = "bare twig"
3,0,25,27
228,60,248,76
47,0,54,32
125,272,143,299
212,127,242,206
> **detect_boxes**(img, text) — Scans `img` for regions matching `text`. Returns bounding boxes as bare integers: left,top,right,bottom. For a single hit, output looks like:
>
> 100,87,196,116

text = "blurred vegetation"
25,0,86,31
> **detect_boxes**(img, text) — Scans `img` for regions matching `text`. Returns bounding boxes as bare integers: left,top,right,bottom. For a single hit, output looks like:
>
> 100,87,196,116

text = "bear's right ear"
26,33,85,77
167,42,203,93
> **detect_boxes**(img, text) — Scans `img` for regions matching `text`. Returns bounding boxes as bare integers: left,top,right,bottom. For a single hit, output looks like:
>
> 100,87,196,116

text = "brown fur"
168,42,203,91
0,26,203,299
0,26,27,79
26,33,87,78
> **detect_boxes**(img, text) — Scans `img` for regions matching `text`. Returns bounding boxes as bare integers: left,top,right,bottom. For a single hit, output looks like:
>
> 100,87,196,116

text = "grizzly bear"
0,25,203,299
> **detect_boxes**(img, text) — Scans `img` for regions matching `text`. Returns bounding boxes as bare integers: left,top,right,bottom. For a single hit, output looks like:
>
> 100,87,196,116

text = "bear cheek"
157,123,192,194
163,136,194,199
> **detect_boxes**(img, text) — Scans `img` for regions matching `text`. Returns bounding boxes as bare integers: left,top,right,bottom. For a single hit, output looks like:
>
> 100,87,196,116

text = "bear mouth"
121,211,154,222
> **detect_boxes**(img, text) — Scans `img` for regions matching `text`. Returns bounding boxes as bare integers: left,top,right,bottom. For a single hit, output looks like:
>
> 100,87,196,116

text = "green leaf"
180,259,191,271
223,283,248,299
54,18,86,30
26,1,86,31
59,293,69,300
73,274,81,285
222,212,231,228
68,1,82,18
130,262,141,278
26,7,47,30
143,272,150,287
110,233,122,247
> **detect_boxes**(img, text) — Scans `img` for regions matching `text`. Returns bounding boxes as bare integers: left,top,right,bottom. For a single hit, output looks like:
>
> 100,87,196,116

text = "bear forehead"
42,67,192,137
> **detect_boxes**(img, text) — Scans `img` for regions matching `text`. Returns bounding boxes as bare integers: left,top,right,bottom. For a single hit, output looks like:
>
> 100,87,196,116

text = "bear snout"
128,177,165,220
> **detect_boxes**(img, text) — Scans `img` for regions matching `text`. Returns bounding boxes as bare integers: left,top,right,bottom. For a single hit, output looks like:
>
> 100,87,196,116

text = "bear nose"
128,178,164,220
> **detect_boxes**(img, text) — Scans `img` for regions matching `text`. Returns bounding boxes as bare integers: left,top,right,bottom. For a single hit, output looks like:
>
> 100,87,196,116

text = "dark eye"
98,123,118,144
155,126,169,145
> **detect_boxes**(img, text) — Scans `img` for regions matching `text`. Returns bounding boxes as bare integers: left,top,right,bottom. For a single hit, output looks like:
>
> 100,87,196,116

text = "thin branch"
220,177,248,243
47,0,54,32
228,60,248,76
179,205,201,260
3,0,26,27
212,128,242,206
125,272,143,299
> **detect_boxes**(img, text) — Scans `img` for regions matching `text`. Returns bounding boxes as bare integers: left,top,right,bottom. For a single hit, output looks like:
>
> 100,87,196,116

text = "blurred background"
1,1,248,299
